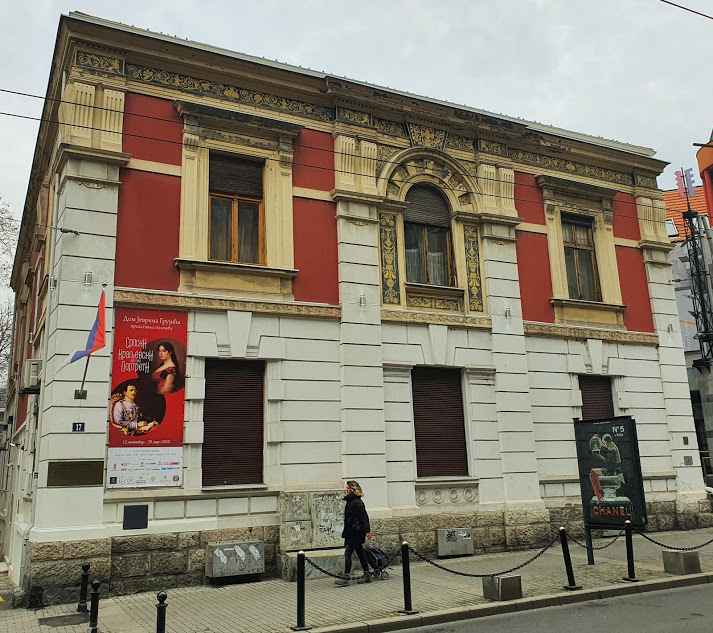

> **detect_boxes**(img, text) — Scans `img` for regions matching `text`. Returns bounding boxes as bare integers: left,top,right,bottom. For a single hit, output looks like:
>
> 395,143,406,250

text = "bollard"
156,592,168,633
398,541,419,615
559,527,582,591
290,551,311,631
623,520,639,582
77,562,90,613
89,580,101,633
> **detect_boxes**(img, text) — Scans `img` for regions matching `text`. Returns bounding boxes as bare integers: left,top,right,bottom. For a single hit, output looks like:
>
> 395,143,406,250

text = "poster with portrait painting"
107,308,187,488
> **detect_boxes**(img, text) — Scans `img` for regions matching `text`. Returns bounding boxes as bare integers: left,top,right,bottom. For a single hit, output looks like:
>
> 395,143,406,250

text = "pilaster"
481,223,543,510
334,191,389,511
641,244,705,500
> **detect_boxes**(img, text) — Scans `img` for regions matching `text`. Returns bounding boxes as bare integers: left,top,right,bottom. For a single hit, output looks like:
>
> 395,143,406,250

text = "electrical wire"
0,103,674,227
658,0,713,21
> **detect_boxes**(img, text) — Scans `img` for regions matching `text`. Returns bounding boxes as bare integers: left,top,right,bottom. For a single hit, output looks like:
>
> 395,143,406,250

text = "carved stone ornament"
124,63,334,122
383,155,470,206
407,295,461,311
114,289,342,319
478,138,507,156
336,107,372,127
381,309,491,329
510,149,634,187
379,213,401,305
407,123,447,151
523,322,659,345
374,118,408,138
75,50,125,76
415,484,478,506
463,225,484,311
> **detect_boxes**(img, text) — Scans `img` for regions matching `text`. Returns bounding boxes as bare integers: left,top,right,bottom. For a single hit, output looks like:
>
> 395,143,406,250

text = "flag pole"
74,355,91,400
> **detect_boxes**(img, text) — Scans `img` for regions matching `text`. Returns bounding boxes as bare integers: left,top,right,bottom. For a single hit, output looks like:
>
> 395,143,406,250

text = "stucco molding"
524,322,658,345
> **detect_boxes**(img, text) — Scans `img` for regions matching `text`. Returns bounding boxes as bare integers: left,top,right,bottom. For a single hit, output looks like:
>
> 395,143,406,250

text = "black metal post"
398,541,419,615
77,562,90,613
584,526,594,565
89,580,100,633
156,592,167,633
559,527,582,591
623,520,639,582
290,551,311,631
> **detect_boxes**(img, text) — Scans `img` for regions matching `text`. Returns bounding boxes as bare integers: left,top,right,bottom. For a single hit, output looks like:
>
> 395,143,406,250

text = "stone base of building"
15,498,713,606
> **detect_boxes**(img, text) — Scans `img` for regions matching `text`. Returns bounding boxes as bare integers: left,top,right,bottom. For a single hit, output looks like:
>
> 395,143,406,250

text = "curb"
306,572,713,633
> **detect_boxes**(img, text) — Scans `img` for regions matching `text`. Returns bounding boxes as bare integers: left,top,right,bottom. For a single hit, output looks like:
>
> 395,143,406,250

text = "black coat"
341,493,370,543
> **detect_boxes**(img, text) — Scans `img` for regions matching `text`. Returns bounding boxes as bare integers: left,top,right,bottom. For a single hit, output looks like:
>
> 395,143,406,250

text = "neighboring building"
663,186,710,474
0,12,708,603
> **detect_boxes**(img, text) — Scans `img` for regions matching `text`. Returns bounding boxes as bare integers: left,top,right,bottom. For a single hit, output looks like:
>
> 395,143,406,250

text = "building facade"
0,12,709,604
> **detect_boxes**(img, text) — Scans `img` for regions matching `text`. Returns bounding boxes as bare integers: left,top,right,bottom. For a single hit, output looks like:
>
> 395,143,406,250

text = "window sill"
175,258,298,301
406,282,464,313
175,259,297,278
550,298,626,330
415,476,478,488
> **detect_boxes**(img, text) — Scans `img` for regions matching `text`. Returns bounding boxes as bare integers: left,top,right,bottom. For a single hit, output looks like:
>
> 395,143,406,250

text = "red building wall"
293,130,334,191
616,246,655,333
514,172,545,225
115,169,181,291
122,93,183,165
293,198,338,305
611,192,640,241
516,231,555,323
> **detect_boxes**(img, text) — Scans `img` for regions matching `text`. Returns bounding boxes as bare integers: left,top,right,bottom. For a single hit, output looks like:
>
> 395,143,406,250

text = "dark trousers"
344,539,369,574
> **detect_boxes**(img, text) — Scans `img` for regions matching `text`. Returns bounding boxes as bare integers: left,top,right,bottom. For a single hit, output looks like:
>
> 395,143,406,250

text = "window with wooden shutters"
202,359,265,486
579,375,615,419
209,153,264,265
403,185,454,286
411,367,469,477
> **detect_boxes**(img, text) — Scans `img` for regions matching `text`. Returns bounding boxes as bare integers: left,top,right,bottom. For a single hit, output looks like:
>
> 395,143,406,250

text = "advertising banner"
574,416,647,528
107,308,187,488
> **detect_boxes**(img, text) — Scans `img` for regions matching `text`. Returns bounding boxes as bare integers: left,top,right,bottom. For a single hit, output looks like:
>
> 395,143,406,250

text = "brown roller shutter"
412,367,469,477
209,153,264,198
579,375,615,420
404,184,451,227
202,359,265,486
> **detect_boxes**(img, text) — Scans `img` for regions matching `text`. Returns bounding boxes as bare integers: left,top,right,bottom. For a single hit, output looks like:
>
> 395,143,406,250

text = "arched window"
403,185,453,286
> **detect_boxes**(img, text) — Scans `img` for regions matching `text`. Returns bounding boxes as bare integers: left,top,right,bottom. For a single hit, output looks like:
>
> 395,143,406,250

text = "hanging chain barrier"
631,525,713,551
568,530,624,551
304,549,400,581
407,533,559,579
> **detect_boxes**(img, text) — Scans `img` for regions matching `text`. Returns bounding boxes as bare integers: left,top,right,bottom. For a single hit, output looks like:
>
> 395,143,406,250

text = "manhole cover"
37,613,89,627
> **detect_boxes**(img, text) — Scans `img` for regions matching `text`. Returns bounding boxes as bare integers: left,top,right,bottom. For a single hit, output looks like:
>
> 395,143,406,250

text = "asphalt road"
414,584,713,633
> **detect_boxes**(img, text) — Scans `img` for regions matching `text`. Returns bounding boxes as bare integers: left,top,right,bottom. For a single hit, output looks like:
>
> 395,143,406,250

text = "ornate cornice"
381,309,491,329
524,322,659,345
114,289,342,318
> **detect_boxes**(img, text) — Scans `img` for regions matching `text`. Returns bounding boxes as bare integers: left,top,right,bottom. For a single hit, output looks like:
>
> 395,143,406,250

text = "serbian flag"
58,291,106,370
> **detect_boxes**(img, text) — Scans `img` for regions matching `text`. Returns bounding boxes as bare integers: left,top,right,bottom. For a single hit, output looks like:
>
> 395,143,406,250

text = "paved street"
414,583,713,633
2,527,713,633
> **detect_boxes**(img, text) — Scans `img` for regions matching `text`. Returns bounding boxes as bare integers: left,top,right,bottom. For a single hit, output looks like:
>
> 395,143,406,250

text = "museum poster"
107,308,187,488
574,416,647,528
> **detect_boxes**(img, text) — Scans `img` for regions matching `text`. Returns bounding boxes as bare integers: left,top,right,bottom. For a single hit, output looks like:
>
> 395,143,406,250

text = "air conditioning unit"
21,359,41,393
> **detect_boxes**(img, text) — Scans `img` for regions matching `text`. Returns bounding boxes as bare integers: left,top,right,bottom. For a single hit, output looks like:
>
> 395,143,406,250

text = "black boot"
334,573,350,586
362,571,372,583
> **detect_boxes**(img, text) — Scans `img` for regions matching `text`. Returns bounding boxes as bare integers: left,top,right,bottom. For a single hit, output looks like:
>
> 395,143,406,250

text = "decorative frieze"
524,322,659,345
379,213,401,305
407,295,461,311
125,63,334,122
445,134,474,151
75,49,125,76
415,483,478,506
374,118,408,138
407,123,447,150
114,289,342,318
478,138,507,156
381,309,492,329
463,225,484,312
336,107,372,127
510,148,634,186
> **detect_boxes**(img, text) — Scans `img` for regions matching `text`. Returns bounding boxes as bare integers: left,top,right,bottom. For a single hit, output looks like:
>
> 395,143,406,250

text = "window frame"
208,192,265,265
561,214,601,302
403,220,456,287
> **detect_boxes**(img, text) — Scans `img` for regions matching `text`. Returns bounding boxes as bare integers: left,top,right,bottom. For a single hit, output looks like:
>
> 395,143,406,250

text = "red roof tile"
662,186,708,242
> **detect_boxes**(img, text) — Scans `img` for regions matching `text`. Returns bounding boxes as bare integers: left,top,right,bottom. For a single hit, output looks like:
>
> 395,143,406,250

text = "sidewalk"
3,526,713,633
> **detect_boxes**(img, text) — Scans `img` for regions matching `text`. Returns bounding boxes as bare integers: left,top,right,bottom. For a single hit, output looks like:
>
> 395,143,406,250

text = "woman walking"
335,480,371,586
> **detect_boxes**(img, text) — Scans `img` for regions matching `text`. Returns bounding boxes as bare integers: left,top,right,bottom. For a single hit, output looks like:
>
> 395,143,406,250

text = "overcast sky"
0,0,711,218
